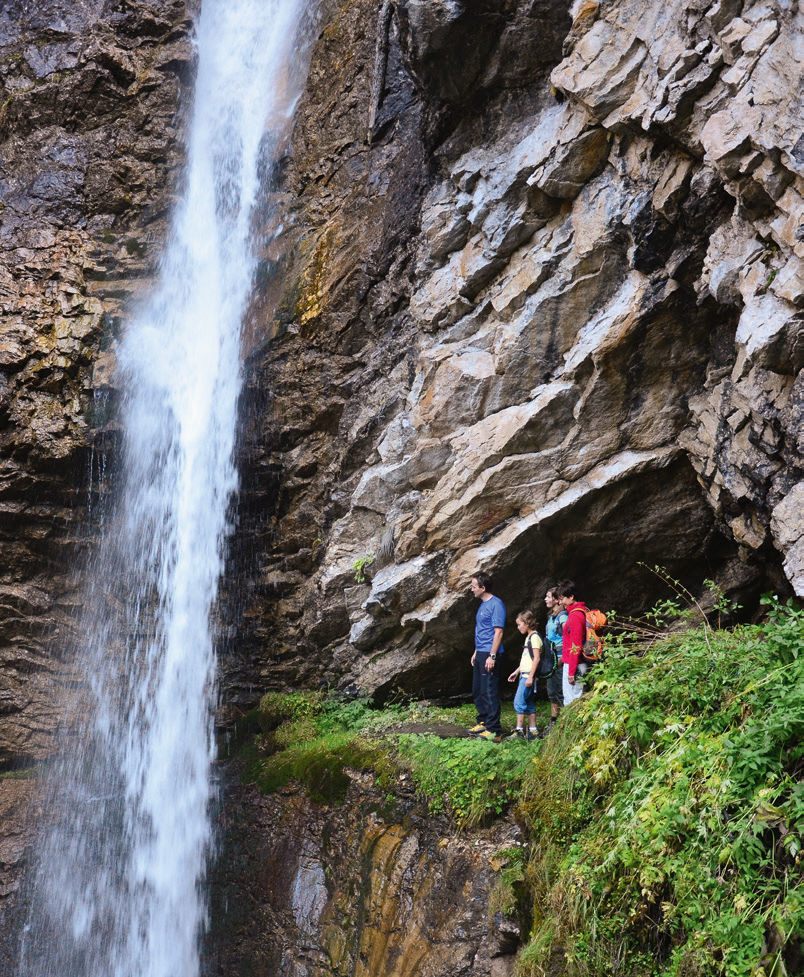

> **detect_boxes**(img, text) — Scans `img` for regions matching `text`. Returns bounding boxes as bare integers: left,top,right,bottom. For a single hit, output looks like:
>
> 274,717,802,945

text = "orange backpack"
570,607,607,664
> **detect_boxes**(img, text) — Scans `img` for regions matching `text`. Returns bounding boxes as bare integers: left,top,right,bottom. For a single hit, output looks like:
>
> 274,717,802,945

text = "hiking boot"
466,722,486,736
478,730,501,743
507,729,526,741
539,720,557,739
526,728,539,743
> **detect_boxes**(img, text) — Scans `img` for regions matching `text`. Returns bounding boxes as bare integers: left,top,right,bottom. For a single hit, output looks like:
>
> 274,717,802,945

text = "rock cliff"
0,0,801,742
0,0,197,764
228,0,803,706
205,771,521,977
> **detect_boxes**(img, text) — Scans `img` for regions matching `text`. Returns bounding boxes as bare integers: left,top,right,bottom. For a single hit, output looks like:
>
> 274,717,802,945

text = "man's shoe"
507,729,526,741
526,728,539,743
466,722,486,736
478,730,501,743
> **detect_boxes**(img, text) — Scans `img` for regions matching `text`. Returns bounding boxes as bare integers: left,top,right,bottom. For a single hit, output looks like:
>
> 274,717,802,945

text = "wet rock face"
0,778,41,967
205,773,521,977
0,0,196,764
394,0,571,102
232,0,803,704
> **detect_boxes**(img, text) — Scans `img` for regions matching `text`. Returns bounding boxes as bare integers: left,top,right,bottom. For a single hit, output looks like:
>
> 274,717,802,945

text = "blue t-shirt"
475,595,506,653
546,610,568,658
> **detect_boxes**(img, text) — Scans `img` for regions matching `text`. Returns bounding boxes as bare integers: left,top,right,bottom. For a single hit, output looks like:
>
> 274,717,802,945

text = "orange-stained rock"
205,770,522,977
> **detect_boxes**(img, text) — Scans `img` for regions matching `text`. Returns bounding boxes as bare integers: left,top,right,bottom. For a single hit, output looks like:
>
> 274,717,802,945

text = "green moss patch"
239,691,543,822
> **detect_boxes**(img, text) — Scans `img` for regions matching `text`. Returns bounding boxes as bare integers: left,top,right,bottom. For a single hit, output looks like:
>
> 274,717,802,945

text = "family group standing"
466,573,597,743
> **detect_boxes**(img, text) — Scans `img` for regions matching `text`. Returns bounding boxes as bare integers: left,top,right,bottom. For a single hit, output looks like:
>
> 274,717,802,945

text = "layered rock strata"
232,0,803,704
205,771,522,977
0,0,195,765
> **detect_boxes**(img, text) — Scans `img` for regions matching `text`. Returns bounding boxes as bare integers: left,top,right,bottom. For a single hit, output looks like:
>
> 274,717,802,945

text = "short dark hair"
473,571,494,593
556,579,578,600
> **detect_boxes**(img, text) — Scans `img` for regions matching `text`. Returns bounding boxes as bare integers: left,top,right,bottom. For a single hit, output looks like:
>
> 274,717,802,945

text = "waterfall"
19,1,313,974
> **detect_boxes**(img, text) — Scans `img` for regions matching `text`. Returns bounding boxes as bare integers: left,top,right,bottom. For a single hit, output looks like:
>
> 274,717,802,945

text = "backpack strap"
569,607,589,632
567,607,588,651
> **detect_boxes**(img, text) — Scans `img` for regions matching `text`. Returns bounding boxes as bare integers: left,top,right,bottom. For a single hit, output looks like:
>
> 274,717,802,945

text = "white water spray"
21,1,313,974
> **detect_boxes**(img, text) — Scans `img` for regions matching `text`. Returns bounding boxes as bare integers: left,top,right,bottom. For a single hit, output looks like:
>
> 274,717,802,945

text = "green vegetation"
124,237,147,256
240,589,804,977
352,552,374,583
517,594,804,977
242,690,543,823
395,731,537,826
246,691,387,804
0,766,38,781
489,843,534,931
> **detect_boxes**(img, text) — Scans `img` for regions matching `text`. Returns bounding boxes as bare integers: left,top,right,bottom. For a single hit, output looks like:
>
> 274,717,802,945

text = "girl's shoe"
507,729,526,740
526,728,539,743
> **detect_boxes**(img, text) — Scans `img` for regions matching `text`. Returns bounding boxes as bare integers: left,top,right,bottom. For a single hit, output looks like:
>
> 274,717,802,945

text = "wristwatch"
489,654,497,660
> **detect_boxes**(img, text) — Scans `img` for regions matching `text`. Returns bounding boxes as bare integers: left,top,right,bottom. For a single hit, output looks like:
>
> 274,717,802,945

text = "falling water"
20,1,313,974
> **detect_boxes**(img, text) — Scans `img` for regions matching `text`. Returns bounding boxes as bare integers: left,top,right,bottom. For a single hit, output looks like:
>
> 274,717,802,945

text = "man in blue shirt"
466,571,505,741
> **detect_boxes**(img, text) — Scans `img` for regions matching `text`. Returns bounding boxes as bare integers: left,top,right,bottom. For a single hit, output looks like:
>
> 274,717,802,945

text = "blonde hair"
517,610,537,629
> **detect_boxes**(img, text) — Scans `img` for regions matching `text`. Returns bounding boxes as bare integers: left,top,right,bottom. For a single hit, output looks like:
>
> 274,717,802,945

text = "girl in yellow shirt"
507,610,542,742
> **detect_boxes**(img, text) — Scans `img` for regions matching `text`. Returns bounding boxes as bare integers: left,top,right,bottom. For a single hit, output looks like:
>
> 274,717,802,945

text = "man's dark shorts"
546,665,563,705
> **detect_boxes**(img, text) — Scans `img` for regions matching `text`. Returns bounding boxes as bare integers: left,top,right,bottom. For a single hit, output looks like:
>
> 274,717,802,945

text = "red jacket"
562,602,588,679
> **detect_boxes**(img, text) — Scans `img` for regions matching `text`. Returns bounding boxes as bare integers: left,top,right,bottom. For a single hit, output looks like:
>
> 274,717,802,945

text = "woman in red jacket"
556,580,588,706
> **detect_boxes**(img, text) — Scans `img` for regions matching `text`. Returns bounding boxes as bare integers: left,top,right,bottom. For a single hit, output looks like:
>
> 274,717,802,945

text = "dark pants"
473,652,501,733
546,666,563,705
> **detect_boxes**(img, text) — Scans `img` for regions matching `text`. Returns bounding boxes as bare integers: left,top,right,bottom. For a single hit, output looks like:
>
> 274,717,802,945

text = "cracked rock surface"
231,0,803,704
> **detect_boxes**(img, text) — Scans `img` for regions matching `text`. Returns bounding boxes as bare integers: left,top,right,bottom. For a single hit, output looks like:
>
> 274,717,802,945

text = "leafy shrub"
519,596,804,977
352,553,374,583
